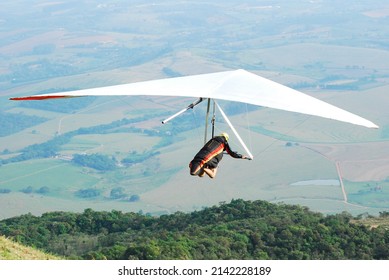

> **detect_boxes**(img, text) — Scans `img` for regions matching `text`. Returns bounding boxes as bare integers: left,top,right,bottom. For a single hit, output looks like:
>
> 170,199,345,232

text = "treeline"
72,154,117,171
71,151,161,171
77,45,172,69
1,114,164,166
0,112,47,137
3,133,72,164
121,150,160,166
0,186,50,195
9,59,77,84
0,199,388,260
1,110,200,167
290,74,379,91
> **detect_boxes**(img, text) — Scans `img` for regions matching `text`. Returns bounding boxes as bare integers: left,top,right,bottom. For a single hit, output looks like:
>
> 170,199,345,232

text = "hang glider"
10,69,379,159
10,69,378,129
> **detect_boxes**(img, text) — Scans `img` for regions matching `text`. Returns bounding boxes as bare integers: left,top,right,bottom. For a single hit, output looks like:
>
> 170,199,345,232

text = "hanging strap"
215,101,254,160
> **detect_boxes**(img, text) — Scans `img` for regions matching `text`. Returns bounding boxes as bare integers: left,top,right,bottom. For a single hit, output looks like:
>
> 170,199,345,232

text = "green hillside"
0,236,60,260
1,199,388,260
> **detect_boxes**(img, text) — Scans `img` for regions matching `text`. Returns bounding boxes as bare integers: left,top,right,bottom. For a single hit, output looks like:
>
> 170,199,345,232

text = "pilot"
189,132,250,179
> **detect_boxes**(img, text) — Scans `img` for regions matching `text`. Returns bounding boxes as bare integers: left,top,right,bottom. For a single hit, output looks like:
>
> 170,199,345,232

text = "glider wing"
10,69,378,129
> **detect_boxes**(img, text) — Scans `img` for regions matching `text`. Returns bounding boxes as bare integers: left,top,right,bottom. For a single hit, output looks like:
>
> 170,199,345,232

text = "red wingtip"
10,95,75,101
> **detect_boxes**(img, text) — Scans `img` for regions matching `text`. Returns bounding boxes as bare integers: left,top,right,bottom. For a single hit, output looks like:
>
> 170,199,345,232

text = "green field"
346,180,389,208
0,159,100,199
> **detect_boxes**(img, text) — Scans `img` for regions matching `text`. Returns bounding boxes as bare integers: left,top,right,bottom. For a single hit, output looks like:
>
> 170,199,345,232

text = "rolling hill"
0,199,388,260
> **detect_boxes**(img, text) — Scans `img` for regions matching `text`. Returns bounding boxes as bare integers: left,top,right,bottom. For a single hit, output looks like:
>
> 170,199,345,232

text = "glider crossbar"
162,98,204,124
215,102,254,160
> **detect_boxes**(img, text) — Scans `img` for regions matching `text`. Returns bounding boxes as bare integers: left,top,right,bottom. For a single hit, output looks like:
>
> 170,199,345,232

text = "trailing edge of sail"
10,69,379,129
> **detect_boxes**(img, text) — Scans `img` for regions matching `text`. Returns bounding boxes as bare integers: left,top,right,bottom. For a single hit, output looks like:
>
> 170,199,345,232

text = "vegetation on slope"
0,199,388,260
0,236,60,260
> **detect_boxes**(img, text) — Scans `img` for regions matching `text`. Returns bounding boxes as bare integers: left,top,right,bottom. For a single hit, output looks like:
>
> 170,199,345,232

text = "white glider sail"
10,69,378,129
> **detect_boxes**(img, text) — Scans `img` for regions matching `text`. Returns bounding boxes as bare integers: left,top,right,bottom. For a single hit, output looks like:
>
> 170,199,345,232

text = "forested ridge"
0,199,388,260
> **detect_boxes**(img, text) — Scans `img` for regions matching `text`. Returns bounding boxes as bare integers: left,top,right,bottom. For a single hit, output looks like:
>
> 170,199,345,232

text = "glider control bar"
215,101,254,160
162,97,204,124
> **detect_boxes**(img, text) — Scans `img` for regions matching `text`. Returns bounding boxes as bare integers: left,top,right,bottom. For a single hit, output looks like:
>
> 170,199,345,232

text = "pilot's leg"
189,161,202,176
198,168,206,177
203,167,217,179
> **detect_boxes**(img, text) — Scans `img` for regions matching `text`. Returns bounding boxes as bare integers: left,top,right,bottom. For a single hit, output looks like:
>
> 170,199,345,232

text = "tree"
110,187,126,199
20,186,33,194
72,153,117,171
36,186,50,194
129,195,140,202
1,199,388,260
75,188,101,199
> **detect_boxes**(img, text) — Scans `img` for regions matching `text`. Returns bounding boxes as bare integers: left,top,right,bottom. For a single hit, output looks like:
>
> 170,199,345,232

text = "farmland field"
0,159,100,199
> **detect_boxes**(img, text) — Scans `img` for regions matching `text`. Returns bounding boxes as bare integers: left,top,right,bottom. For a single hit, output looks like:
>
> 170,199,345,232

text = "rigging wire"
245,103,254,157
140,96,192,110
252,115,312,159
210,102,254,158
215,101,254,159
190,105,204,147
211,104,248,152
